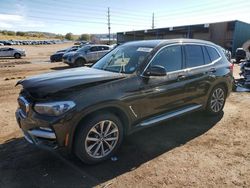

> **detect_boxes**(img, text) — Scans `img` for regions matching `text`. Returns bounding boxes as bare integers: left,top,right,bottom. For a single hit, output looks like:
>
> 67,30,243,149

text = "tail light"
229,63,234,72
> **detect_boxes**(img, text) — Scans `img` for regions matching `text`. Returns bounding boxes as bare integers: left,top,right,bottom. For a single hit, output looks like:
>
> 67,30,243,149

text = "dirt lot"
0,44,249,188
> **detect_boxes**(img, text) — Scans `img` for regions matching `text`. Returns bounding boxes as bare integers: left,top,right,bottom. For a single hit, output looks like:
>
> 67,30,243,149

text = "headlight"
34,101,75,116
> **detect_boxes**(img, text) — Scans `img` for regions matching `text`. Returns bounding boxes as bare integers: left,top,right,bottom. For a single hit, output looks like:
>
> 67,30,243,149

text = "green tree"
55,34,64,39
7,31,16,36
16,31,26,36
78,34,90,41
65,32,73,40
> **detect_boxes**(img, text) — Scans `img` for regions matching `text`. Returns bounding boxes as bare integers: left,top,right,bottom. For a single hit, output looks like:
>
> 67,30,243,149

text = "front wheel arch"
14,53,21,59
73,112,124,164
71,106,130,151
74,57,86,66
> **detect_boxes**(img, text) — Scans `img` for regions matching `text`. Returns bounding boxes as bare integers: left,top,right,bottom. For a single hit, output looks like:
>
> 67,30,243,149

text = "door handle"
208,68,216,73
177,75,186,81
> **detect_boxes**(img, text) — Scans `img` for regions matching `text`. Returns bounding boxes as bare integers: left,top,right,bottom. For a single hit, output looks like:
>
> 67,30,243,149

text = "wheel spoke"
217,100,223,105
104,140,113,150
90,127,100,136
93,142,102,156
218,91,224,98
214,103,218,112
105,136,118,141
211,101,216,109
105,128,118,137
86,136,99,142
101,142,105,156
216,103,220,111
100,121,105,134
104,121,112,137
87,142,98,152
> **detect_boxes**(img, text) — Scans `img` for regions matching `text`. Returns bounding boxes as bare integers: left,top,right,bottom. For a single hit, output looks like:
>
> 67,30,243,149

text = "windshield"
92,45,153,74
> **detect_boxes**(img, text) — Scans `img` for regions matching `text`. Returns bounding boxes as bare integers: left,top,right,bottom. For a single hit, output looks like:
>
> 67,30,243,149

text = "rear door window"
206,46,221,62
90,46,98,52
99,46,109,51
184,45,204,68
150,45,182,72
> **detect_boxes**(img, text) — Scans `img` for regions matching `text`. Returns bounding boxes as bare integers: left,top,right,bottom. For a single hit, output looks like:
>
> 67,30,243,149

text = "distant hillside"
26,31,60,37
0,30,117,42
0,34,58,40
0,30,64,40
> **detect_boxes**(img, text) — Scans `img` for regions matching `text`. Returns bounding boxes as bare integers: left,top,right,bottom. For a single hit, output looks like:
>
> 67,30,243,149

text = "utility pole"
152,12,155,29
108,7,111,44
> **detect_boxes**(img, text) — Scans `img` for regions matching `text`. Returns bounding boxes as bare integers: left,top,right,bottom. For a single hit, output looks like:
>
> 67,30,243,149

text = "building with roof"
117,20,250,55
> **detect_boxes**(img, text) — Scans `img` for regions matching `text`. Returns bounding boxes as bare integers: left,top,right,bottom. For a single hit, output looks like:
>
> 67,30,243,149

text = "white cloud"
0,22,14,29
0,14,23,22
0,13,46,30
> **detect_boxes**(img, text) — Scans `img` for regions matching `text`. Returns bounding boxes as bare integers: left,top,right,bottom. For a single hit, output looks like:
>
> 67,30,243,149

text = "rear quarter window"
206,46,221,62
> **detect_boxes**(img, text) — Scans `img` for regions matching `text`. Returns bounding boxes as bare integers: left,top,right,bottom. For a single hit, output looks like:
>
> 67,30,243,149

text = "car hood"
17,67,126,98
53,52,65,56
16,48,25,52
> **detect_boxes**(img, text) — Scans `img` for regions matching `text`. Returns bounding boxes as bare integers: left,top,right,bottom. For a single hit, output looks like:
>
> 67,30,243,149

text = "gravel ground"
0,44,249,187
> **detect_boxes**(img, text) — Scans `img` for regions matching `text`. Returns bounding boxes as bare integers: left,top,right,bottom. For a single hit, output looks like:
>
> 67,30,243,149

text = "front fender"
67,100,134,151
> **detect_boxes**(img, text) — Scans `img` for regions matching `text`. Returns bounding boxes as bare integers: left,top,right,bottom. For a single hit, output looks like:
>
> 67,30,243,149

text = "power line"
20,8,152,25
48,0,151,14
29,0,152,18
0,12,150,28
156,0,249,18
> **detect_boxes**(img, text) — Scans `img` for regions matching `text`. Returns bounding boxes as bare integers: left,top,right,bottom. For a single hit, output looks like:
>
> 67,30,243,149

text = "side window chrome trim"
141,42,223,77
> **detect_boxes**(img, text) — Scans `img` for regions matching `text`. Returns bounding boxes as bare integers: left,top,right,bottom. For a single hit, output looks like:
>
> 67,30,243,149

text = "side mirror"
144,65,166,77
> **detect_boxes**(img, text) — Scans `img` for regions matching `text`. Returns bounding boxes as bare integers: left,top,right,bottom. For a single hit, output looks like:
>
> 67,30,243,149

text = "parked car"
62,44,111,66
235,48,246,64
0,47,26,58
16,39,233,164
74,41,87,45
50,46,79,62
221,48,231,61
0,40,13,45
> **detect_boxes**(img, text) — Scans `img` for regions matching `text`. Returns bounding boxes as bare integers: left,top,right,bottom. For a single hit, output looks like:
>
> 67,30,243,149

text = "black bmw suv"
16,39,233,164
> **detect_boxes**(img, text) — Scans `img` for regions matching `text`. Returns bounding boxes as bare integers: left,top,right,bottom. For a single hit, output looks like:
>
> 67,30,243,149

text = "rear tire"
205,85,227,115
14,53,21,59
74,113,124,164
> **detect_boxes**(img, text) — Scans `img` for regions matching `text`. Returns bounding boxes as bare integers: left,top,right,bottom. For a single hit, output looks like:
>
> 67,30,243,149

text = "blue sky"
0,0,250,35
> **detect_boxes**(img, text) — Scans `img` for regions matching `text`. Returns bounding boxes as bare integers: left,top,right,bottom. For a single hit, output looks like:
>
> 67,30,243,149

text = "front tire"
75,58,86,67
206,85,227,115
74,113,124,164
14,53,21,59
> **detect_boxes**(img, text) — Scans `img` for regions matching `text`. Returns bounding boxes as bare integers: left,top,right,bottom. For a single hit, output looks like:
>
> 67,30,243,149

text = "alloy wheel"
210,88,225,112
84,120,119,159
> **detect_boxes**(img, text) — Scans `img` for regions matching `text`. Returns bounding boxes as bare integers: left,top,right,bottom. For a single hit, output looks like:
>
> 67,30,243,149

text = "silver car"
0,47,26,58
62,45,111,66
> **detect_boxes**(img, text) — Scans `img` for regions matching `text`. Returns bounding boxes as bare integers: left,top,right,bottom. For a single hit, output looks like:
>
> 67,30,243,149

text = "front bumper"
15,102,76,150
63,58,72,65
16,109,58,149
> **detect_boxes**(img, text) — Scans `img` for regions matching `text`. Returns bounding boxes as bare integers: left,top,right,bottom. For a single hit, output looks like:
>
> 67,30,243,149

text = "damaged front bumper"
16,108,58,149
